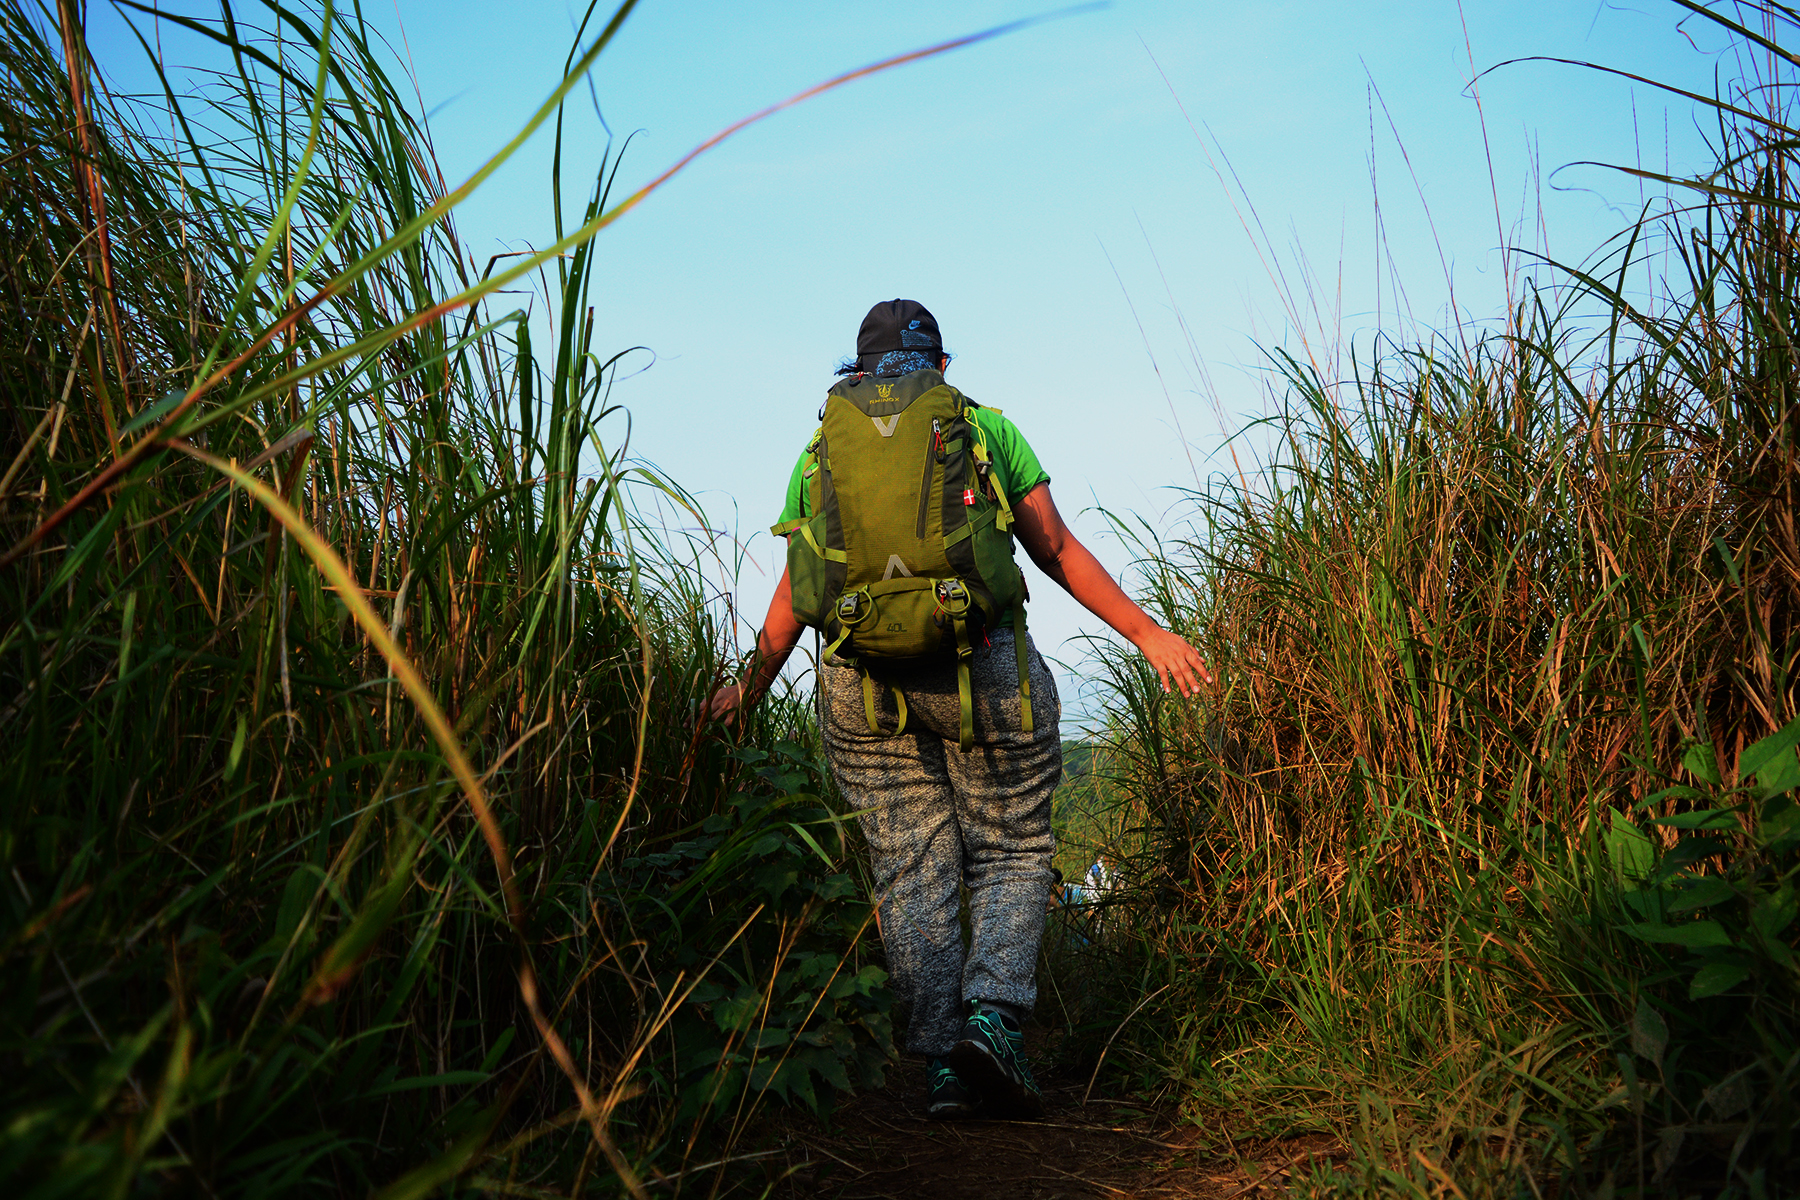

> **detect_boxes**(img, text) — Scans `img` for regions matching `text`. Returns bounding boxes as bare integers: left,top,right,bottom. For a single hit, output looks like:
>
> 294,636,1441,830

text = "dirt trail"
753,1056,1346,1199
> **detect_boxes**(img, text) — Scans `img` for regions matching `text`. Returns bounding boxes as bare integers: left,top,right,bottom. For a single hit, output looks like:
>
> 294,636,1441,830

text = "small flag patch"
963,489,975,505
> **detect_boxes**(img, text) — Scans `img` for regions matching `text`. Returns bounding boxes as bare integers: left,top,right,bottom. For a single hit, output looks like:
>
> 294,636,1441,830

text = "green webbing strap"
990,475,1016,533
953,616,975,752
769,517,806,538
942,522,974,550
860,671,909,737
957,660,974,752
799,521,847,563
1013,605,1033,735
970,439,1016,533
823,624,853,662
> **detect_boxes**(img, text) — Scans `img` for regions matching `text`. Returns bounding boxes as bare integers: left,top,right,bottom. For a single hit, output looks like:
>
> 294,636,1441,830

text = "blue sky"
88,0,1733,721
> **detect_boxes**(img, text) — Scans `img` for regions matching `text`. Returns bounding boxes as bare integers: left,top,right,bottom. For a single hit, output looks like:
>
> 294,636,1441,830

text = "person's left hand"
1134,626,1213,697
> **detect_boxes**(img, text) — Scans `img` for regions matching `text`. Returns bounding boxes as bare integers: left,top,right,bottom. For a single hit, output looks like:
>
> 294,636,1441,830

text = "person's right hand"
1133,626,1213,697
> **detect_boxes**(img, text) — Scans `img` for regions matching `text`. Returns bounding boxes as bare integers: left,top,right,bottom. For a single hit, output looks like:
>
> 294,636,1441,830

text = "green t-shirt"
776,405,1050,525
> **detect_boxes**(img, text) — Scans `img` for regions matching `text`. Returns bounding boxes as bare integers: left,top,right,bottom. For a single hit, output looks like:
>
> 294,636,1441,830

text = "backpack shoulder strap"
769,427,827,538
968,435,1016,535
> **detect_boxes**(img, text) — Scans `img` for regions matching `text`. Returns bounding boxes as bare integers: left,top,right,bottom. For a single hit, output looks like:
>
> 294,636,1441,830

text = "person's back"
706,299,1211,1120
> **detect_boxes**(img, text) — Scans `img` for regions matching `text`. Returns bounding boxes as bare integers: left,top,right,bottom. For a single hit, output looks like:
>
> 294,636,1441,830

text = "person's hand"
1133,626,1213,697
702,681,748,727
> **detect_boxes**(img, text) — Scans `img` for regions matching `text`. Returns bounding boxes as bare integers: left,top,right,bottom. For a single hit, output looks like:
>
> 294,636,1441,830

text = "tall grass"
0,2,899,1194
1070,3,1800,1194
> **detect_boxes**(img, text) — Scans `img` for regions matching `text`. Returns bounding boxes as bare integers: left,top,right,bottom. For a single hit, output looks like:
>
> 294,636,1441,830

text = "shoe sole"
948,1038,1044,1119
926,1099,978,1121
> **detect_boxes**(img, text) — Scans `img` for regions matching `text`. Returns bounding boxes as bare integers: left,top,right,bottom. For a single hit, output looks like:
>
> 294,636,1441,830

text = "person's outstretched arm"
1012,483,1212,697
704,565,805,725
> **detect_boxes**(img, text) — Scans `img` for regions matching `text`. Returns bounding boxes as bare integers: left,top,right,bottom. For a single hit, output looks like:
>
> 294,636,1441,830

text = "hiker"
704,299,1210,1120
1084,854,1114,899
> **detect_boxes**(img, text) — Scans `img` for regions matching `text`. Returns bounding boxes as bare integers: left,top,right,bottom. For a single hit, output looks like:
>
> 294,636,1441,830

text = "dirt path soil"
750,1057,1346,1199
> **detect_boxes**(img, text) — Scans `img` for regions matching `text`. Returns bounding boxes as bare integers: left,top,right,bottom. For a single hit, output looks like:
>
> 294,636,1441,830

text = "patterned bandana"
870,349,939,376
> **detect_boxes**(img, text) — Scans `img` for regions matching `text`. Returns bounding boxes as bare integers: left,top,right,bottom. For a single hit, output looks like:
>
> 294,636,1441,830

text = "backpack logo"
882,554,913,581
870,415,901,438
876,382,894,399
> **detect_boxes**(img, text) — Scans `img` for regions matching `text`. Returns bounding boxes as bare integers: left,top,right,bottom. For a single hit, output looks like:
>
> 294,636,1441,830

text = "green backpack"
770,368,1033,750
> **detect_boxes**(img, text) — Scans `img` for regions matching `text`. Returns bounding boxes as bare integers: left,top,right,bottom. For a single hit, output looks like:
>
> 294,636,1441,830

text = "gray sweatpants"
818,628,1062,1056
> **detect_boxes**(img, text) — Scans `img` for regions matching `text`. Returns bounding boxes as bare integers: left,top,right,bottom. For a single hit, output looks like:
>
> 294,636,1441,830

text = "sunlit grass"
1061,3,1800,1194
0,1,928,1193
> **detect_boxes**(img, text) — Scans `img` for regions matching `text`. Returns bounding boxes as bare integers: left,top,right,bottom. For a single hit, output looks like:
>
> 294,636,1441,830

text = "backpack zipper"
915,418,938,538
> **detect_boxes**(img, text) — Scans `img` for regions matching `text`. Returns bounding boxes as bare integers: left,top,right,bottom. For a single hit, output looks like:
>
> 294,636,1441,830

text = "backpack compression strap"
1014,606,1033,736
861,672,908,737
953,611,975,751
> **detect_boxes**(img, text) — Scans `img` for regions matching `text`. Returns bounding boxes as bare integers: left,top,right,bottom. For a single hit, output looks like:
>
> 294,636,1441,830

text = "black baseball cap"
857,299,942,357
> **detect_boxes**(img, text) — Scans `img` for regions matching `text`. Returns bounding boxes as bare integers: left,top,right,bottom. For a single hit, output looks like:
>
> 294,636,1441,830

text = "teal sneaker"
948,1005,1043,1119
925,1056,978,1120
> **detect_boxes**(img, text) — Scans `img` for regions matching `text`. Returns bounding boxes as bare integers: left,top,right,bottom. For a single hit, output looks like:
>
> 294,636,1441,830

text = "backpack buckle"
837,590,873,626
934,578,972,616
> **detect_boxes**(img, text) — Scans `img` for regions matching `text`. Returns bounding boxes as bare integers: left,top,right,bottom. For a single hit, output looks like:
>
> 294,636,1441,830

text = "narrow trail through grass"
753,1054,1335,1199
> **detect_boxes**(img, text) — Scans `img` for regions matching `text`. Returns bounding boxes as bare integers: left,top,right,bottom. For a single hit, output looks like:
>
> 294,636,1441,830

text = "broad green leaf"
1631,997,1667,1065
1752,885,1797,939
1607,810,1654,881
810,1046,853,1092
1650,808,1741,831
1669,875,1734,912
1626,919,1733,948
1761,797,1800,849
753,862,799,900
1620,887,1669,920
1703,1068,1755,1121
1638,784,1707,808
686,980,727,1005
1689,961,1750,999
715,993,761,1033
1658,836,1731,877
744,1027,789,1052
788,1068,819,1114
747,1059,786,1098
1740,715,1800,786
1758,746,1800,797
1683,740,1723,786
